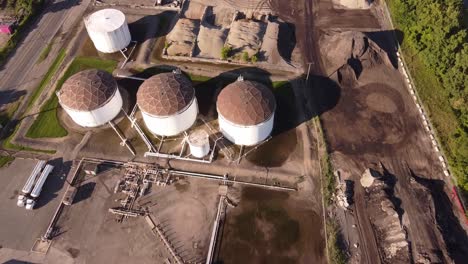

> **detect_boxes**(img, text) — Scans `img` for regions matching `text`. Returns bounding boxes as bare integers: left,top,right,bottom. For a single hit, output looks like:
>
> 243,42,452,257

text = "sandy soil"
197,25,227,59
166,18,200,56
183,0,206,20
226,20,266,57
332,0,370,9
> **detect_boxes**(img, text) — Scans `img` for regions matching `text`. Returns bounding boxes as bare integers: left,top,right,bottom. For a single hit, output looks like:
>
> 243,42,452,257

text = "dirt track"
268,0,468,263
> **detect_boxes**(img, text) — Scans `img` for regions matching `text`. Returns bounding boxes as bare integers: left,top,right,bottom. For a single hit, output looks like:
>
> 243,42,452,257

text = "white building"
137,71,198,136
217,79,276,146
57,69,123,127
84,9,131,53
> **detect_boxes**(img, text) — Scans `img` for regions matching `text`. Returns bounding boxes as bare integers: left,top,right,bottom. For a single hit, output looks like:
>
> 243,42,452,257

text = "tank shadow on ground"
33,158,71,210
73,181,96,204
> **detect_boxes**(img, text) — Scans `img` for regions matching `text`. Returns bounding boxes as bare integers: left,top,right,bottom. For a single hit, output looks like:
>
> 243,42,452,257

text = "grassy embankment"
386,0,468,194
26,56,118,138
36,42,53,64
0,155,15,168
1,49,66,153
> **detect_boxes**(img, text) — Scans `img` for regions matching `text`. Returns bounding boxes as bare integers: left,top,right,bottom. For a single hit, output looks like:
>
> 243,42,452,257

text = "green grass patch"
188,74,211,83
25,48,66,113
37,42,53,64
25,56,118,139
314,116,335,205
326,219,347,264
0,155,15,168
26,95,67,138
386,0,468,191
2,121,56,154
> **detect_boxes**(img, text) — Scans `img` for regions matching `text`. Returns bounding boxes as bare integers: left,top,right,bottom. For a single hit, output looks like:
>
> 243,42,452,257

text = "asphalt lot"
0,0,81,105
0,158,69,251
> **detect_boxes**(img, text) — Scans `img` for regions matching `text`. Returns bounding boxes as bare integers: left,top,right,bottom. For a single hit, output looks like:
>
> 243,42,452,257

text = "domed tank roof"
85,9,126,33
58,69,118,111
137,72,195,117
217,80,276,126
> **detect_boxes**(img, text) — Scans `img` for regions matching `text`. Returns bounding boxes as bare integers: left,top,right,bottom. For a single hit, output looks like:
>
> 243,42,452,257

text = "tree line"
389,0,467,191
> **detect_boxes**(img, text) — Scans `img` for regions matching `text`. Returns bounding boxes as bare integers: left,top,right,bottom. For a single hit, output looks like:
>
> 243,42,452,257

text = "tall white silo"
84,9,131,53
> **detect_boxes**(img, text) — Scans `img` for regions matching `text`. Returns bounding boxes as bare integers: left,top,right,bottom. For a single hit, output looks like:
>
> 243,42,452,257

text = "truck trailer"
17,160,46,207
25,164,54,210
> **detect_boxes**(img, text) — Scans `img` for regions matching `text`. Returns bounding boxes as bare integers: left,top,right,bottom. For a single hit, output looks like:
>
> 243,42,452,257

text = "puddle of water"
217,187,311,264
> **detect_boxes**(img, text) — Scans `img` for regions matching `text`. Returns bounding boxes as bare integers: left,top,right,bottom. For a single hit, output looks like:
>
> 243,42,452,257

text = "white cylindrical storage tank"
84,9,131,53
188,130,210,158
217,79,276,146
58,69,123,127
137,72,198,136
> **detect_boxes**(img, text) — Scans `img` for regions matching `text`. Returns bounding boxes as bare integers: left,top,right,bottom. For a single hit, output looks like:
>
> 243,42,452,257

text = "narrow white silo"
188,130,210,158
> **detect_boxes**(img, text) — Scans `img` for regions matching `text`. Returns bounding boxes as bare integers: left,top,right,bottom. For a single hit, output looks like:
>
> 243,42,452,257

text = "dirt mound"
363,168,411,263
332,0,371,9
226,20,266,57
166,19,200,56
197,25,228,59
319,31,392,78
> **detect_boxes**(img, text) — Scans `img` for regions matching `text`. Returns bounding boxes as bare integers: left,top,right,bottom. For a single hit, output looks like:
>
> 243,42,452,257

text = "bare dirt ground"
315,18,468,264
216,184,325,264
266,0,468,263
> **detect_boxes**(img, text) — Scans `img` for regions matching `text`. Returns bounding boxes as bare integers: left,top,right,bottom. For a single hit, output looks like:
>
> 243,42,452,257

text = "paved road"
0,0,78,105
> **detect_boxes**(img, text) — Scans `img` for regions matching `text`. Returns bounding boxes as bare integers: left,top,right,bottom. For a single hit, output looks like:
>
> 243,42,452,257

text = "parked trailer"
25,164,54,210
17,160,46,207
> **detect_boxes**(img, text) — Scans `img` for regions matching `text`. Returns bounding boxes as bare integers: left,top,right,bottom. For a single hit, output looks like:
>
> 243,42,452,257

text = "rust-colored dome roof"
137,72,195,117
217,80,276,126
58,69,117,111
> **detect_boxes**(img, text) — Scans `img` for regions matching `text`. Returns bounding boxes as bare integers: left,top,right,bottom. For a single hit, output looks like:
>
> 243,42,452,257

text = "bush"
220,46,232,60
242,51,249,62
251,54,258,63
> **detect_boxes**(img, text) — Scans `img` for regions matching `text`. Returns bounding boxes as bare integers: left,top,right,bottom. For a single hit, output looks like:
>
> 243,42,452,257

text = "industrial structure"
187,129,210,158
57,69,123,127
137,71,198,136
217,78,276,146
84,8,131,53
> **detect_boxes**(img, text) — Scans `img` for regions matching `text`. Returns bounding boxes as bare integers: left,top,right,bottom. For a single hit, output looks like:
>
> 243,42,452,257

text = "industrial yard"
0,0,467,264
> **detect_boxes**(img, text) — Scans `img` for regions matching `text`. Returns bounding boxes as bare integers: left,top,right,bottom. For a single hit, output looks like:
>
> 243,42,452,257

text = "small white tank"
188,130,210,158
84,9,131,53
